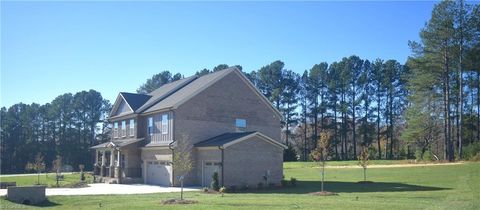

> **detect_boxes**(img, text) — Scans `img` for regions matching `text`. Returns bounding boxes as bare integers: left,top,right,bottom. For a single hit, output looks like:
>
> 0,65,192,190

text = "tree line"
0,90,111,174
1,0,479,174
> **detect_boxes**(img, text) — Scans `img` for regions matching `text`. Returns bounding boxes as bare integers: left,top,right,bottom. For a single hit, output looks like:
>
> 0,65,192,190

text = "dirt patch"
309,191,338,196
161,199,198,205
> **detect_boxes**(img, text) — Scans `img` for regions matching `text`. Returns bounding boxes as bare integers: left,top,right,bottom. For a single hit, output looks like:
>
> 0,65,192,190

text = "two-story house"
91,67,286,187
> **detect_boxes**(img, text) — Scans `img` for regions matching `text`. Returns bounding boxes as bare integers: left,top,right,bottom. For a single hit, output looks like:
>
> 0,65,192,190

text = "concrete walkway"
0,183,199,196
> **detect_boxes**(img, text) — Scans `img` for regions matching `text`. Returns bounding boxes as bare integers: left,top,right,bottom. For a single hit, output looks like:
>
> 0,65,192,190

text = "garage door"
146,161,172,186
203,161,221,187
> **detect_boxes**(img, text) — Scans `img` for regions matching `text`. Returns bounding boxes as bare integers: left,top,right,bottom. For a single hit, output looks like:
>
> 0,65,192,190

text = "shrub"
283,145,298,161
240,184,249,191
257,182,264,189
462,142,480,160
415,149,434,161
211,172,220,191
280,179,288,187
290,177,297,187
227,185,236,193
219,186,226,197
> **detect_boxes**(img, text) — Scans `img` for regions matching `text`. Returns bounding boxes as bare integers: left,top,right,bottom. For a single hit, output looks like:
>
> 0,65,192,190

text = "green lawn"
1,162,479,209
0,173,93,188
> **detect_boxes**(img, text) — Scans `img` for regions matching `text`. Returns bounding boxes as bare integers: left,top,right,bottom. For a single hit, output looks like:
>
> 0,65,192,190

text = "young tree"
310,131,331,192
25,153,46,185
357,147,370,182
53,155,63,187
172,137,193,200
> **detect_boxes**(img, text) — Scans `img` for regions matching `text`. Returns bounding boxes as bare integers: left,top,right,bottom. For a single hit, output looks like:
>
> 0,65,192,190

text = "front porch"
91,139,144,184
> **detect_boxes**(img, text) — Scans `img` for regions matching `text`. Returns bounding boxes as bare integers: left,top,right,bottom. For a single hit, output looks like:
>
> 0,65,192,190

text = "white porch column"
117,150,121,167
95,151,99,165
101,150,106,166
110,150,114,167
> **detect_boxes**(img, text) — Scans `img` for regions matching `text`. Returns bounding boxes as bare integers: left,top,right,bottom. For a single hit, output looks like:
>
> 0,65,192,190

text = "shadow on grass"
252,181,450,194
0,197,61,208
36,199,62,207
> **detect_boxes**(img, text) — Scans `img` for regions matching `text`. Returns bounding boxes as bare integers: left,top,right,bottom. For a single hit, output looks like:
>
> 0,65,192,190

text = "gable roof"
194,131,287,149
142,68,233,113
136,76,198,113
108,67,282,118
120,92,151,111
90,138,144,149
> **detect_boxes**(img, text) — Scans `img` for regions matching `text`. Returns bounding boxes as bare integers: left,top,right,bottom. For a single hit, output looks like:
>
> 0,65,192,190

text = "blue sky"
1,1,437,108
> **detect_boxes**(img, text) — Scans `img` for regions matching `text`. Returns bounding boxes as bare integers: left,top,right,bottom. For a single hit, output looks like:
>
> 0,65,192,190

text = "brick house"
91,67,285,187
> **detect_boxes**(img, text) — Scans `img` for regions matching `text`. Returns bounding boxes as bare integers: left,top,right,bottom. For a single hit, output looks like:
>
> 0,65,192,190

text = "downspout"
169,141,176,186
219,146,225,187
170,109,176,186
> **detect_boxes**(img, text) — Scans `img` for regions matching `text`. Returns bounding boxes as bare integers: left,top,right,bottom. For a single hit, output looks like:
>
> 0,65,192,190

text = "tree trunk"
377,93,382,159
444,45,454,162
334,101,339,160
389,90,394,159
477,71,479,143
457,0,464,160
352,90,357,158
303,102,307,161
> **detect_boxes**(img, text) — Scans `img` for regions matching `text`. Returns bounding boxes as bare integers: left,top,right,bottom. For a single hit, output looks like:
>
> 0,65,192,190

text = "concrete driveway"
0,184,199,196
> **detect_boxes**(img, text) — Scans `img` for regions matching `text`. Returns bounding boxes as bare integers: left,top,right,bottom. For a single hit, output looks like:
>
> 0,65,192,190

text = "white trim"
121,120,127,137
161,114,168,134
129,119,135,137
140,146,171,150
119,93,135,113
222,132,287,149
109,93,134,117
196,147,220,150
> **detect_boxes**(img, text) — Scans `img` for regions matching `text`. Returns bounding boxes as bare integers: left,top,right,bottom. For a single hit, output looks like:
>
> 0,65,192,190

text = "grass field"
1,161,479,209
0,173,93,188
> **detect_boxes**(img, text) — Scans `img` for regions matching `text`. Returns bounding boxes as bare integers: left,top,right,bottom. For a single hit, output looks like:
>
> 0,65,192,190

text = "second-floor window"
129,119,134,137
161,114,168,134
148,117,153,136
235,119,247,132
113,122,119,138
121,121,126,137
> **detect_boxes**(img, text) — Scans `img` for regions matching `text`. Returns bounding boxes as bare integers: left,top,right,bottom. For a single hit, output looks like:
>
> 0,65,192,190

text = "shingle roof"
136,76,198,112
109,67,281,117
142,69,233,113
194,131,257,147
120,92,151,111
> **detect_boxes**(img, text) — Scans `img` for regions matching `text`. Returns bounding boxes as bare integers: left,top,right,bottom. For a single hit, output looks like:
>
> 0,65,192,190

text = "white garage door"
146,161,172,186
203,161,221,187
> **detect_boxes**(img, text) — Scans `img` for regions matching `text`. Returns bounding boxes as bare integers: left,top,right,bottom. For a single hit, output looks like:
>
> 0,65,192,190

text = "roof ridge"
136,75,199,113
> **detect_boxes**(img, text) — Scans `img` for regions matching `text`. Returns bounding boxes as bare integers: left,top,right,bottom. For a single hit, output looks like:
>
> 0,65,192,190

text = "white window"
113,122,118,138
148,117,153,136
235,119,247,132
161,114,168,134
129,119,135,137
121,121,126,137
